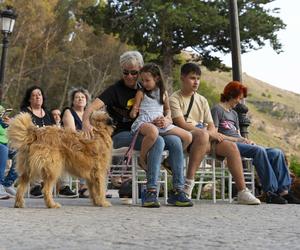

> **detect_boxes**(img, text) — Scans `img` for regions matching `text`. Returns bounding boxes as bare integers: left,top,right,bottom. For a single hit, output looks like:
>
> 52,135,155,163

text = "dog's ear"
106,117,113,126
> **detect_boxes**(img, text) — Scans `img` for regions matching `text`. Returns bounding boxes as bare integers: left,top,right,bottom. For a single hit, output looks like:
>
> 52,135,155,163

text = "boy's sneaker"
167,189,193,207
266,192,287,204
30,185,44,198
4,185,16,196
281,192,300,204
237,188,261,205
58,186,78,198
0,184,10,200
142,190,160,208
183,179,195,199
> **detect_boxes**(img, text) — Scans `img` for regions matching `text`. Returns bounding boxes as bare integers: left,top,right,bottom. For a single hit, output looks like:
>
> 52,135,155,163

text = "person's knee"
184,132,193,146
192,129,209,144
218,141,239,157
147,125,159,141
255,145,267,155
271,148,282,156
152,135,165,151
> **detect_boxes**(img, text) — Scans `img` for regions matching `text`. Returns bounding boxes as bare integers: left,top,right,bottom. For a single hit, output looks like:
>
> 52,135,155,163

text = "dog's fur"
7,111,114,208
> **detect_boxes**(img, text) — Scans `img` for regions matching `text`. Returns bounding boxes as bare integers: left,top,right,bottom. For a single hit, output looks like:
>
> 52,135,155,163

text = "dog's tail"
7,112,36,149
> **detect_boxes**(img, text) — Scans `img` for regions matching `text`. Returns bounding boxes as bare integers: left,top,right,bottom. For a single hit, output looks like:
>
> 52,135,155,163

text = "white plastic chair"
110,147,169,205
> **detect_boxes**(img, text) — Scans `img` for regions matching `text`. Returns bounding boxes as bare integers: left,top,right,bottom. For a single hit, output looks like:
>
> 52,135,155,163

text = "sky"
221,0,300,94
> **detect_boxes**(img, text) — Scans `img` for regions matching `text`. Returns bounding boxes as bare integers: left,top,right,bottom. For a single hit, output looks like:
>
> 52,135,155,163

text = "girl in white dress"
130,63,192,170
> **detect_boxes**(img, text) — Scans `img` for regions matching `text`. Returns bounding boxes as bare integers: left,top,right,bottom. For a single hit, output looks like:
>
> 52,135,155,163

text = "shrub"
290,155,300,177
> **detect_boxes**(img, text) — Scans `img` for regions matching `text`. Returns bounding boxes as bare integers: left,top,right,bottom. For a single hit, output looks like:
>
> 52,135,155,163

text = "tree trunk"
59,65,71,110
13,37,30,107
162,50,174,94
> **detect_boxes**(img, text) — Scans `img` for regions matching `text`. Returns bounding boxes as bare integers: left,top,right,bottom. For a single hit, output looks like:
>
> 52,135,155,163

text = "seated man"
169,62,260,205
82,51,193,208
211,81,300,204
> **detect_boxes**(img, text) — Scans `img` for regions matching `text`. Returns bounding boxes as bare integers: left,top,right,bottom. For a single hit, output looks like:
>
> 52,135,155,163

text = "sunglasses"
123,69,139,76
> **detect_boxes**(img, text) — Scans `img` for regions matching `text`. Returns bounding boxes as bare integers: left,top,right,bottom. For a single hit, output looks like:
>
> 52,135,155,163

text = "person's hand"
82,121,94,139
130,106,139,119
209,130,225,142
2,116,10,125
153,116,171,128
243,138,255,145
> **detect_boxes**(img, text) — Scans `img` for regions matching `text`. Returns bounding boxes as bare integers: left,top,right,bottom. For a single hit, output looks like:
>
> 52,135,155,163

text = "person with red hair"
211,81,300,204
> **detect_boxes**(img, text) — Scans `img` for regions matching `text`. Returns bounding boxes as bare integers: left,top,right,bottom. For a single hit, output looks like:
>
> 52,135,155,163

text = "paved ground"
0,195,300,250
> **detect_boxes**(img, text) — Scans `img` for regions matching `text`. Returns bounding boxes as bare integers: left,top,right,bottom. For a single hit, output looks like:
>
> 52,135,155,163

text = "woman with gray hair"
82,51,193,208
60,87,91,198
62,87,90,130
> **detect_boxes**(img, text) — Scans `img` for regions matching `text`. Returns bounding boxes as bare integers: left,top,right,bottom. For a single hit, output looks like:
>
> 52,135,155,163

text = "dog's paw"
101,201,112,207
14,201,25,208
48,202,61,209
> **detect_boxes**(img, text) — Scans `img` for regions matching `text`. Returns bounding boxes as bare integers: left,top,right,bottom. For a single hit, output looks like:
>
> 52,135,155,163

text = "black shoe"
266,192,287,204
167,189,193,207
78,188,89,198
281,192,300,204
58,186,78,198
30,185,43,198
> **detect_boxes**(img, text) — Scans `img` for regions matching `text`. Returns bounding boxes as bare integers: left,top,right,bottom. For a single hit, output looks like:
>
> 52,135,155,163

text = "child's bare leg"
139,123,159,171
164,127,192,150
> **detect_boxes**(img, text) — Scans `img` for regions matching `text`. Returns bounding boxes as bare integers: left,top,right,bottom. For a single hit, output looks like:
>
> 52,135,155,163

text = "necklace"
28,106,45,127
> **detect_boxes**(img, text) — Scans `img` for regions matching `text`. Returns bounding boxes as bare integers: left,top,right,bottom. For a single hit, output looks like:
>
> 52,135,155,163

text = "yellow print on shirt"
127,98,135,109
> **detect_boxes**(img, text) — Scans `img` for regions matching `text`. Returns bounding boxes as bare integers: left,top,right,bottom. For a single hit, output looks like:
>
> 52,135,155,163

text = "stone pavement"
0,196,300,250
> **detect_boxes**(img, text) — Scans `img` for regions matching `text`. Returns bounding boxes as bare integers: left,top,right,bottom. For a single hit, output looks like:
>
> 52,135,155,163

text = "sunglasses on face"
123,69,139,76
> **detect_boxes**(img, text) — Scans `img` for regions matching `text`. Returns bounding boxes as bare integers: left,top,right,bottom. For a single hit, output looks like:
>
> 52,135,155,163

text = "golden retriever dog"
7,111,114,208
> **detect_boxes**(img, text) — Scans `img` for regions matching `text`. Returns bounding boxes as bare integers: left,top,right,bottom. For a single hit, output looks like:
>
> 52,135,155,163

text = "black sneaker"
78,188,89,198
142,190,160,208
58,186,78,198
266,192,287,204
281,192,300,204
167,189,193,207
30,185,44,198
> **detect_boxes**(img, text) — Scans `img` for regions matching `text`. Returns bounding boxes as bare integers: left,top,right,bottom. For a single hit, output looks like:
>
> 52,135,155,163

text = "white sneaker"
5,186,17,196
0,184,10,200
237,188,261,205
183,179,195,199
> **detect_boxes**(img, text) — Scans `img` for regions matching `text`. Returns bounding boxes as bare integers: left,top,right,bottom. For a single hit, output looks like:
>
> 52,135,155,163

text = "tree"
83,0,285,90
1,0,127,109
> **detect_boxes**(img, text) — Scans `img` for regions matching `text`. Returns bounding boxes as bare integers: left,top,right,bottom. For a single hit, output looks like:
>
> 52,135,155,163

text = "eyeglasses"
123,69,139,76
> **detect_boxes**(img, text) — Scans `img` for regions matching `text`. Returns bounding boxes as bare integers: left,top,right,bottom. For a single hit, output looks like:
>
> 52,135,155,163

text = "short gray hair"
68,87,91,107
119,51,144,69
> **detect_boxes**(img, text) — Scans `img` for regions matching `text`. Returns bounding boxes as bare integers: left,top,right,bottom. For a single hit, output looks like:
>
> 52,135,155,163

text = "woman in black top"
20,86,55,198
20,86,55,127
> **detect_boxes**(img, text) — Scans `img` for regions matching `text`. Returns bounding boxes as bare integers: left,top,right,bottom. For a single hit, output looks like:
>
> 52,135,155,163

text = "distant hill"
200,67,300,159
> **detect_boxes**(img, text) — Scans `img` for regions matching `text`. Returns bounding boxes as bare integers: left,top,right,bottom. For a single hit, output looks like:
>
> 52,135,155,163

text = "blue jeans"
0,144,18,187
113,131,185,190
236,143,291,193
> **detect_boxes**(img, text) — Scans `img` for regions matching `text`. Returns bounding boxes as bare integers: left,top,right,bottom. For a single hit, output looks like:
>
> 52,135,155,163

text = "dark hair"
20,86,46,110
139,63,165,104
220,81,248,102
181,62,201,76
